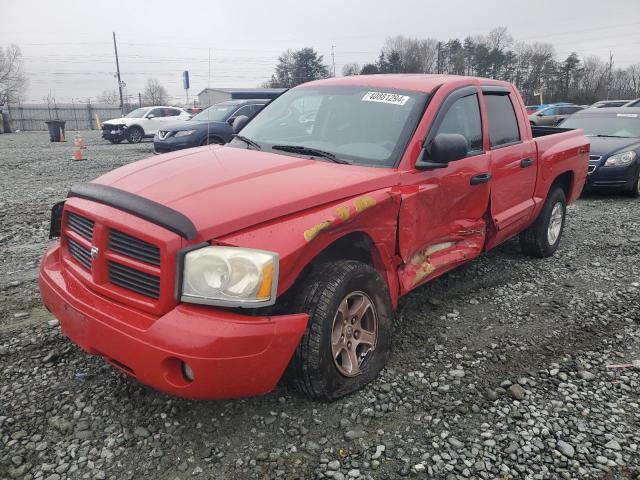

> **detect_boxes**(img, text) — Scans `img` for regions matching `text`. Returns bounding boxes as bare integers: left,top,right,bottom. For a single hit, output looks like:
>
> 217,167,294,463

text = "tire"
286,260,393,401
108,138,123,144
126,126,143,144
519,187,567,258
627,171,640,198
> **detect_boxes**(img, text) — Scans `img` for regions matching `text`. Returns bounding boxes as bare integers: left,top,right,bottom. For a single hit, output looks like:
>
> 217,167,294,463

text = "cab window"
484,94,521,147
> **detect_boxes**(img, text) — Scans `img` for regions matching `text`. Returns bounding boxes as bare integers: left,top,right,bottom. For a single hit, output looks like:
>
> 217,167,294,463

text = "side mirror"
227,117,235,126
232,115,249,133
416,133,468,169
147,114,155,119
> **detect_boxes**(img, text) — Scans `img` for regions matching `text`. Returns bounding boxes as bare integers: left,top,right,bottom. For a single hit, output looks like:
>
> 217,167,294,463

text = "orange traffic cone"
72,133,86,161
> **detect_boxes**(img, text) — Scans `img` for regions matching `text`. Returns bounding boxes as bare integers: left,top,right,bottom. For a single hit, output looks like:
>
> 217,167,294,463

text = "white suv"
102,106,191,144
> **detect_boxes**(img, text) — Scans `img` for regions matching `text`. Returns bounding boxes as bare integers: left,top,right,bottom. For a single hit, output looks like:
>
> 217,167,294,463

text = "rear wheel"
519,187,567,258
286,261,392,401
126,126,143,144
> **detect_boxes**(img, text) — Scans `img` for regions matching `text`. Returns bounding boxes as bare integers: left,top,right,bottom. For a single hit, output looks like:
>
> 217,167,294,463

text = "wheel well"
551,171,573,199
310,232,376,267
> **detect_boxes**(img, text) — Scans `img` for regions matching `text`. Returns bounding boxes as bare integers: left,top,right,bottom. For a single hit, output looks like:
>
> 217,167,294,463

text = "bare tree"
0,44,27,105
341,62,360,76
98,89,120,104
142,78,169,105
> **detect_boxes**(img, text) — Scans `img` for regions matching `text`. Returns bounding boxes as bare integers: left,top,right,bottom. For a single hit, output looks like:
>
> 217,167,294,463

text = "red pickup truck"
40,75,589,401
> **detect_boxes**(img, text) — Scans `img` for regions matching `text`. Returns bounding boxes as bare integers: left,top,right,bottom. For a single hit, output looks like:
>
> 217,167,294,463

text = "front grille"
67,237,92,270
108,261,160,299
108,229,160,266
158,131,170,140
589,155,602,161
67,212,94,240
588,165,596,174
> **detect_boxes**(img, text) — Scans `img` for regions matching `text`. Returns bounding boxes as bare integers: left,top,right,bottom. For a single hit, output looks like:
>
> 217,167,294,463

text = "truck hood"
93,146,400,240
588,136,640,157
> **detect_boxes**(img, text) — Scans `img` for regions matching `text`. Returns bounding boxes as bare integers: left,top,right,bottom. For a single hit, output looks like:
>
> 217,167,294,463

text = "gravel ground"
1,131,639,480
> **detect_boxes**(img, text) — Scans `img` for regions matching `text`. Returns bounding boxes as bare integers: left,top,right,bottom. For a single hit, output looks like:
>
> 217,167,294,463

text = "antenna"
207,48,211,147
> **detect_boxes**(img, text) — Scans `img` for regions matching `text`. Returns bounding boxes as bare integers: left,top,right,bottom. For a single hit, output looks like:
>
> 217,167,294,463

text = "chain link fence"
4,102,134,131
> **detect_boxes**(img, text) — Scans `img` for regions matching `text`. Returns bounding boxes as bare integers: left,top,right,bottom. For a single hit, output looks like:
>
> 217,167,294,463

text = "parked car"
590,99,632,108
153,99,267,154
526,105,543,114
624,99,640,107
41,75,589,401
560,107,640,197
528,104,584,126
102,106,191,144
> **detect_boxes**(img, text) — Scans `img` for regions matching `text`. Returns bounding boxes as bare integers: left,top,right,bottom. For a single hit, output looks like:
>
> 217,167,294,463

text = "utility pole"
138,92,142,107
112,32,124,116
606,51,614,100
436,42,442,74
331,45,336,77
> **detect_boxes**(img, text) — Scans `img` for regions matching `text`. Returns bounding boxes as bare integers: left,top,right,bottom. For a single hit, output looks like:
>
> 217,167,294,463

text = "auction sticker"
362,91,410,105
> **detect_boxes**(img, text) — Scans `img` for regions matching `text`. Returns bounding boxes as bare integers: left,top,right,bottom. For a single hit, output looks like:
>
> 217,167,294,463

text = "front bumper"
102,126,126,141
586,163,639,190
39,244,308,399
153,134,202,154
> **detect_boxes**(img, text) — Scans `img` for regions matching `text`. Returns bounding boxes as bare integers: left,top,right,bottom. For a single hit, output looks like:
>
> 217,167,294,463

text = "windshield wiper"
590,134,630,138
271,145,350,164
232,134,262,150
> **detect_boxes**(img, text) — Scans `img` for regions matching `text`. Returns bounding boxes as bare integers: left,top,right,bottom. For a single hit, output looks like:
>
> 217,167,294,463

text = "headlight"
180,246,278,307
175,130,197,137
604,151,636,167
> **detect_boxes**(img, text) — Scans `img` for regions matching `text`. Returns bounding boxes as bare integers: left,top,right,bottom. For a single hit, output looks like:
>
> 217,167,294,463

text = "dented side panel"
395,153,491,293
219,189,401,304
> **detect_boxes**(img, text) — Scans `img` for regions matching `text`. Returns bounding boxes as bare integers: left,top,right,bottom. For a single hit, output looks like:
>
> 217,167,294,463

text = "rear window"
484,94,521,147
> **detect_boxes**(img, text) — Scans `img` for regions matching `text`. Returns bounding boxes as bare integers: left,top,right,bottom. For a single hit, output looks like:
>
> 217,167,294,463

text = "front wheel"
519,187,567,258
627,171,640,198
126,126,143,144
108,138,123,144
286,261,393,401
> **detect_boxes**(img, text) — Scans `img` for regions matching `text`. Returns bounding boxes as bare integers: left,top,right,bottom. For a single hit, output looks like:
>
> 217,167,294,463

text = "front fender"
218,188,401,305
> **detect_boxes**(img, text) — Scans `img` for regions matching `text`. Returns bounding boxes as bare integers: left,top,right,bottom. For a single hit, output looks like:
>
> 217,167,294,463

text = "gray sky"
2,0,639,104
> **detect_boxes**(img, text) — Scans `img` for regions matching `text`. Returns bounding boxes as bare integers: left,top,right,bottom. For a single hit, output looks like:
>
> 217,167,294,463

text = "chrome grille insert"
108,261,160,299
108,229,160,266
67,237,91,270
67,212,94,240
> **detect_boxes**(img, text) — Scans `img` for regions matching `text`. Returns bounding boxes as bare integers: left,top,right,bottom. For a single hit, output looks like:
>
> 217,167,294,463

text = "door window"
232,105,253,119
148,108,164,118
435,93,483,153
484,94,521,147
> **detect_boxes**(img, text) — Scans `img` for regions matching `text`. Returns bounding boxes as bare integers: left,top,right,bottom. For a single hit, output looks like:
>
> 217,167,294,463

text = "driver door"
397,86,491,293
141,108,164,134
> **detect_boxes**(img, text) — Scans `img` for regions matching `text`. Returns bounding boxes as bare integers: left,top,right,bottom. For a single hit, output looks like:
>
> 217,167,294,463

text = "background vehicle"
102,106,191,144
528,104,584,126
624,99,640,107
41,75,589,402
560,107,640,197
590,99,632,108
526,105,543,114
153,99,267,154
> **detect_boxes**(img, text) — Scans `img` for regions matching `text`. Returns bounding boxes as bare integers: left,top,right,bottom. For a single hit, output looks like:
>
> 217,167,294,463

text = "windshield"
561,114,640,138
125,108,151,118
192,103,237,122
237,86,428,167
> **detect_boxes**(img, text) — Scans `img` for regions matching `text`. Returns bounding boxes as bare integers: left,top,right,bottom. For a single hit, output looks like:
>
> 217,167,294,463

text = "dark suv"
153,99,267,153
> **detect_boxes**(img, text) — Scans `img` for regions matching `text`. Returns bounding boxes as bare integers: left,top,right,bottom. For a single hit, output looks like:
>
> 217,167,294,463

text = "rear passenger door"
483,87,537,247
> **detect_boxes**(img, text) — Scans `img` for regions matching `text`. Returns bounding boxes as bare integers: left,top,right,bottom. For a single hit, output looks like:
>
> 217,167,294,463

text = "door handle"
521,158,534,168
470,172,492,185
